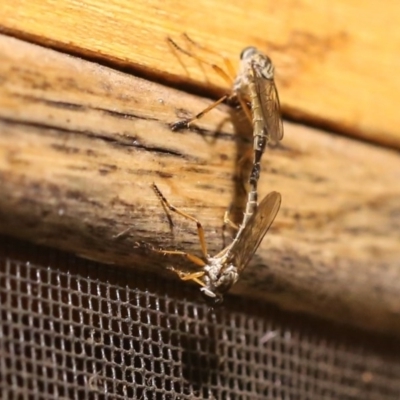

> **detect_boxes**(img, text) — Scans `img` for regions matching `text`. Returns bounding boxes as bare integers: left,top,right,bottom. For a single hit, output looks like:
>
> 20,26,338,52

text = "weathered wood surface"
1,0,400,149
0,35,400,335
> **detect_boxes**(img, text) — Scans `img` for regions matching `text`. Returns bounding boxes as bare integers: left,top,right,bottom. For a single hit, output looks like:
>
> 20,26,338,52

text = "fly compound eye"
240,46,258,60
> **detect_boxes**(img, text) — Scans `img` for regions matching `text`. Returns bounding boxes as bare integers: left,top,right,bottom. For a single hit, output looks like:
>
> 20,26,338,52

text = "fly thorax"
218,264,239,290
233,71,250,95
200,261,239,303
235,48,259,94
257,54,274,80
206,262,239,290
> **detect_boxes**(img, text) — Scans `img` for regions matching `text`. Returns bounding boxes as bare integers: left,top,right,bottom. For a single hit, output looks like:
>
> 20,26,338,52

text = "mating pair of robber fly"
152,34,283,304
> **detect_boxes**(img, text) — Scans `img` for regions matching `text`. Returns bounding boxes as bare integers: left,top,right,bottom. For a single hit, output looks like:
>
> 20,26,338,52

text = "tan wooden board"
1,35,400,335
1,0,400,149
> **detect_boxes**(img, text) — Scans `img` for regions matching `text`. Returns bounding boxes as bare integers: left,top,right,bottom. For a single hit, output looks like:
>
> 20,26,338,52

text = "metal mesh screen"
1,235,400,400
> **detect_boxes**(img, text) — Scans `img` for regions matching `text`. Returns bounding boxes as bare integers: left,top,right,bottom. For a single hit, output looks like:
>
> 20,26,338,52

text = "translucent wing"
253,71,284,143
227,191,281,272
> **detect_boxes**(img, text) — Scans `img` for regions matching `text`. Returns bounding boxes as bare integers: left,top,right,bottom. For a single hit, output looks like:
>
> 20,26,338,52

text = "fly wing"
227,191,281,273
253,70,284,143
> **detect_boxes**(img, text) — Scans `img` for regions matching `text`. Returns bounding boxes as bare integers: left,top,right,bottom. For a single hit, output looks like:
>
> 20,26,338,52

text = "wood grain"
1,0,400,149
1,35,400,335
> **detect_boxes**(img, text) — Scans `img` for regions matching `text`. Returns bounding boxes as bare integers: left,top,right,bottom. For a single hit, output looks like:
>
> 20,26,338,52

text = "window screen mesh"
1,235,400,400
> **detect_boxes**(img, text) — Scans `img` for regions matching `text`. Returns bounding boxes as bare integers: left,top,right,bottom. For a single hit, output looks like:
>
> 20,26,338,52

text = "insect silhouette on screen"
168,35,284,187
152,183,281,305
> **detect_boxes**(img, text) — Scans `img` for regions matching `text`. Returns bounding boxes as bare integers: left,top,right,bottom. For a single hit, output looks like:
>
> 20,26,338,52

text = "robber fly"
168,35,284,187
152,183,281,304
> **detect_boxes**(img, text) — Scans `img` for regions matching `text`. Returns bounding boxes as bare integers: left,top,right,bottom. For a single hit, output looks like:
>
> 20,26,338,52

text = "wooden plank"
1,35,400,336
1,0,400,149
